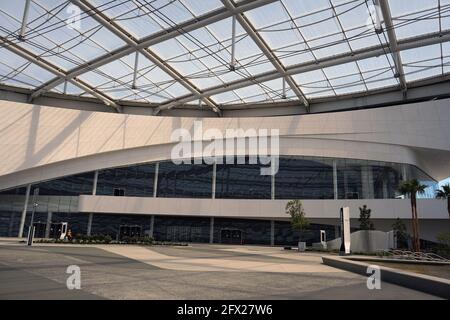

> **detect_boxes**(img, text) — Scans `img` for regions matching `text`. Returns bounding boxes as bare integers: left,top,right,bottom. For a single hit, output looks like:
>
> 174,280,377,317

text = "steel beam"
131,51,139,90
221,0,310,110
56,0,221,115
379,0,407,92
19,0,31,40
0,36,121,112
158,30,450,107
30,0,279,100
230,14,237,71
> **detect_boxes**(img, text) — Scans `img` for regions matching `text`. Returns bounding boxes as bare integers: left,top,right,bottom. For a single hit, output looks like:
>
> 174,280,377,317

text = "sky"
439,177,450,188
0,0,448,104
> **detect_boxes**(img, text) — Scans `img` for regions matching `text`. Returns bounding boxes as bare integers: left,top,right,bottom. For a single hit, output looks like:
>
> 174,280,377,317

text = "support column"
45,211,52,238
19,0,31,40
333,160,338,199
153,162,159,197
270,220,275,246
230,15,236,70
92,170,98,195
87,213,93,236
132,51,139,89
87,170,98,236
212,162,217,199
18,184,31,238
149,215,155,238
271,173,275,200
209,217,214,244
401,164,409,199
281,78,286,99
373,0,383,32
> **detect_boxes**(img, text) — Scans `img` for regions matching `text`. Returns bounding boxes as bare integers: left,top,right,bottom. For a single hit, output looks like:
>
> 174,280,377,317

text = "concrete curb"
322,256,450,299
347,256,450,266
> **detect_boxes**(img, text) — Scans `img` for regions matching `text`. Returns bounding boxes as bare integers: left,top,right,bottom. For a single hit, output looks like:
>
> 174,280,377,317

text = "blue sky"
0,0,448,104
439,177,450,188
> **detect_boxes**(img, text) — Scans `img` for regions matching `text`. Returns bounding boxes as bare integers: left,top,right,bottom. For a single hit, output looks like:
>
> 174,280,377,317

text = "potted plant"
285,200,309,252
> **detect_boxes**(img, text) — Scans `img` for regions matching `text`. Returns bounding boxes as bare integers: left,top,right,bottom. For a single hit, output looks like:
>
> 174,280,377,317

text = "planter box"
298,241,306,252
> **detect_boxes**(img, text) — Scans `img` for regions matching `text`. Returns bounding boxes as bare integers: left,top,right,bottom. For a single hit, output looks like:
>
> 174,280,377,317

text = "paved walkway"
100,244,345,273
0,241,442,299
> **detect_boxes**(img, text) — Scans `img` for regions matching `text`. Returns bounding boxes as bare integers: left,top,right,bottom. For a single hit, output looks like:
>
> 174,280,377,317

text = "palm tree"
435,184,450,218
398,179,427,252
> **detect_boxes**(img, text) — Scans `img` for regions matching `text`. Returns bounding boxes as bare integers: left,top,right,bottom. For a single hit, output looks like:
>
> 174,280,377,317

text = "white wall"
77,196,449,241
78,196,449,220
0,98,449,190
326,230,390,253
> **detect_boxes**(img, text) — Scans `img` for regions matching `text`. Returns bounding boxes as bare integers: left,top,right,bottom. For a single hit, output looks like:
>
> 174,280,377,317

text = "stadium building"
0,0,449,245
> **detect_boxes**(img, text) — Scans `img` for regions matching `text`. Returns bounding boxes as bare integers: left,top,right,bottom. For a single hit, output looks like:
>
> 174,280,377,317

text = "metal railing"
376,249,449,262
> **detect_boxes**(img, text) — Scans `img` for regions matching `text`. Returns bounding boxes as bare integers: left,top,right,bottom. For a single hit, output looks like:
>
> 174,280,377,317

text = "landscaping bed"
33,234,188,246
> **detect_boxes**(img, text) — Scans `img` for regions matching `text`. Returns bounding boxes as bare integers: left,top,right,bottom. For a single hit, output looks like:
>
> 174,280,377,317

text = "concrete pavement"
0,242,442,300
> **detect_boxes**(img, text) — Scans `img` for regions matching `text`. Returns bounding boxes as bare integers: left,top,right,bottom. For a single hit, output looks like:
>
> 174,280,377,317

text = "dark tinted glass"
0,187,27,195
215,157,271,199
97,164,155,197
0,211,21,237
275,157,333,199
32,172,94,196
274,221,337,246
153,216,210,242
213,218,271,245
372,164,401,199
157,161,213,198
337,160,363,199
90,213,152,239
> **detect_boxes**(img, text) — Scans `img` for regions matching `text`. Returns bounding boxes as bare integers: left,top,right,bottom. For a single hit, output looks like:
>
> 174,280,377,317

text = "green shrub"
104,235,112,244
437,232,450,246
436,232,450,258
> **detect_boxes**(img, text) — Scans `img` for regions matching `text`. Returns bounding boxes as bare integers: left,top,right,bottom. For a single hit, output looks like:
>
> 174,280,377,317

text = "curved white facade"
0,99,449,242
0,98,449,190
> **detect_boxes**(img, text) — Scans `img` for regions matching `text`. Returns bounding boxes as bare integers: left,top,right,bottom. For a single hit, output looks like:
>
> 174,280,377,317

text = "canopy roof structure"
0,0,449,115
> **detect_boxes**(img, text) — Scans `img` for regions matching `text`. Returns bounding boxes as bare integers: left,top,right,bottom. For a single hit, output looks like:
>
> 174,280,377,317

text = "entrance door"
119,225,142,240
220,229,242,244
32,222,46,238
49,222,67,239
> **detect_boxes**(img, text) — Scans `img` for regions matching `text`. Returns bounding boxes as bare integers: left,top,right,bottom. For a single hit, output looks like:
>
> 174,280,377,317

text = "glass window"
213,218,271,245
275,157,334,199
32,172,95,196
409,166,438,199
0,211,22,237
0,186,27,195
215,157,271,199
337,159,363,199
97,164,155,197
153,216,210,243
51,212,89,236
157,161,213,198
372,162,402,199
90,213,152,239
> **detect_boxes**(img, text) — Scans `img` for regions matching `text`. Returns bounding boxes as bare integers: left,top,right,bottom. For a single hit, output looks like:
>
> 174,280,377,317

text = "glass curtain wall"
157,161,213,198
215,157,272,199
